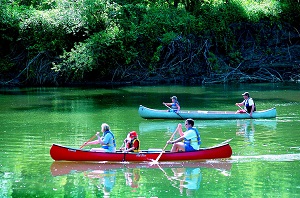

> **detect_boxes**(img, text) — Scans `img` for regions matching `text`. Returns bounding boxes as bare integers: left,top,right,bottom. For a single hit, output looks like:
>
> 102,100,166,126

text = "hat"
170,96,177,100
242,92,250,97
129,131,138,138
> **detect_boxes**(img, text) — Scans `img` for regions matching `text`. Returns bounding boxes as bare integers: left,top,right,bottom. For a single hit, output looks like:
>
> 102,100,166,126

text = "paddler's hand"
167,140,173,144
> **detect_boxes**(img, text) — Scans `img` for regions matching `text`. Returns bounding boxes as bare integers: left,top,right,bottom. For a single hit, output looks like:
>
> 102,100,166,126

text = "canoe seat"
147,148,163,153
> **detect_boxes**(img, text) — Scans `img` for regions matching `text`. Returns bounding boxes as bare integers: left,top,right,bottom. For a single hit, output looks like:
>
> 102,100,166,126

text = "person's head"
170,96,177,101
242,92,250,98
129,131,138,138
185,118,194,128
101,123,110,132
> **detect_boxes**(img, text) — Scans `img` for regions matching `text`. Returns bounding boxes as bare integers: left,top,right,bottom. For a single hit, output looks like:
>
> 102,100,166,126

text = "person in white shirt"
167,119,201,152
235,92,256,117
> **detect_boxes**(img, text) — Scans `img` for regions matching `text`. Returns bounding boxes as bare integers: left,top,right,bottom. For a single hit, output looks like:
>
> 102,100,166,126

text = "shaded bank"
1,1,300,86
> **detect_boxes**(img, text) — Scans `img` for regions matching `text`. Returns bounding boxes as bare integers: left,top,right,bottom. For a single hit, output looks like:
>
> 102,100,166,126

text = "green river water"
0,83,299,198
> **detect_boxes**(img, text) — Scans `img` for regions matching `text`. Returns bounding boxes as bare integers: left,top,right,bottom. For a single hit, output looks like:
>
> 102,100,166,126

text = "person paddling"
167,119,201,152
163,96,180,113
235,92,256,117
84,123,116,152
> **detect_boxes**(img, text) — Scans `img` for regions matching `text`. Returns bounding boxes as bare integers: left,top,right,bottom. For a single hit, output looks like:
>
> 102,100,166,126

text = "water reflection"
169,167,202,196
235,119,277,144
51,161,231,176
235,120,256,144
124,168,140,189
85,169,116,197
50,161,231,196
138,119,277,134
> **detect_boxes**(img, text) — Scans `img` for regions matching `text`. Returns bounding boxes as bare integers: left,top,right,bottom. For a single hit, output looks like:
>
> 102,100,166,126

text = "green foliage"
279,0,300,25
10,0,56,9
207,52,220,72
0,58,15,73
0,1,23,43
228,51,243,67
1,0,300,85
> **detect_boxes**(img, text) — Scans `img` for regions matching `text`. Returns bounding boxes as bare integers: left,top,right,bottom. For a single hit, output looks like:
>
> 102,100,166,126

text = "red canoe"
50,139,232,162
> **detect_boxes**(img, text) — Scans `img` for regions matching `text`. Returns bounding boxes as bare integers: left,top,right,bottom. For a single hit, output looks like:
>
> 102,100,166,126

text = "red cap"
129,131,138,137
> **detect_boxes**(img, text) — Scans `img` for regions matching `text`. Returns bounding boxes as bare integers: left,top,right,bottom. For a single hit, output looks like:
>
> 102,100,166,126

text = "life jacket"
245,98,256,113
101,130,116,149
126,138,140,152
184,127,201,146
171,101,180,110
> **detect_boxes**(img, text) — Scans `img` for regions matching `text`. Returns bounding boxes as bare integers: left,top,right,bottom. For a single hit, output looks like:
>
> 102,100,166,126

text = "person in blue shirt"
163,96,180,112
84,123,116,152
167,119,201,152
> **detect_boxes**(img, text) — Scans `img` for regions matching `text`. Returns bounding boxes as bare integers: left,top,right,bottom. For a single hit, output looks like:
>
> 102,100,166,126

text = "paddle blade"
149,159,159,165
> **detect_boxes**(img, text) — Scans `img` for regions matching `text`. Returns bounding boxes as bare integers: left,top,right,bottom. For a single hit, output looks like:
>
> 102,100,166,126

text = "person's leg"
171,142,185,152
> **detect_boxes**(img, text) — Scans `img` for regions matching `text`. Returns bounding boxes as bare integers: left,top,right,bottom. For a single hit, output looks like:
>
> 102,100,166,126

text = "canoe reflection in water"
51,161,231,194
50,161,231,177
138,119,277,135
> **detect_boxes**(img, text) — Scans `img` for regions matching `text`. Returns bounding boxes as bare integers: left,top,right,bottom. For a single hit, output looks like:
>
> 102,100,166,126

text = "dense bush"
1,0,299,85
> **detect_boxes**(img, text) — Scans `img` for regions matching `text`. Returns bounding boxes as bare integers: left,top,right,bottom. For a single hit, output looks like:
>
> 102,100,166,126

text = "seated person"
167,119,201,152
163,96,180,112
235,92,256,117
84,123,116,152
120,131,140,152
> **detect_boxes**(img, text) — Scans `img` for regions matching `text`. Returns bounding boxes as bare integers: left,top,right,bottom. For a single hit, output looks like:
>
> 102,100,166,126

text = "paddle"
163,103,184,120
80,134,96,149
119,142,125,150
237,105,251,117
152,127,178,163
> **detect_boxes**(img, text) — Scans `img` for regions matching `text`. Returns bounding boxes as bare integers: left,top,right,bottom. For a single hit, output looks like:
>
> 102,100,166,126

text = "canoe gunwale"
138,105,276,119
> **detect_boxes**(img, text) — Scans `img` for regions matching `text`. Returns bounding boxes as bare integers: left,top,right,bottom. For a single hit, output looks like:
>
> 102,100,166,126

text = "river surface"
0,83,299,197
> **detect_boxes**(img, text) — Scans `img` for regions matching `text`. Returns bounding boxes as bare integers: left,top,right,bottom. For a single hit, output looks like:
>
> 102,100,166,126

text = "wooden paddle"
163,103,184,120
80,134,96,149
153,127,178,163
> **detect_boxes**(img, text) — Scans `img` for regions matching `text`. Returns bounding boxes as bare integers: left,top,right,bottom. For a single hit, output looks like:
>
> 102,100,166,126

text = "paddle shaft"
163,103,184,120
237,105,251,116
154,127,178,162
80,134,96,149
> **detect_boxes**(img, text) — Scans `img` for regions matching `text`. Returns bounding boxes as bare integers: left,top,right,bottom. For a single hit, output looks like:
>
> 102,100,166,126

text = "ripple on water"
230,153,300,163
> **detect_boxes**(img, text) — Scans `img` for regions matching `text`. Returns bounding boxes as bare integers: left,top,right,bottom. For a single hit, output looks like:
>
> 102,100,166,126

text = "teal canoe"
138,105,277,120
